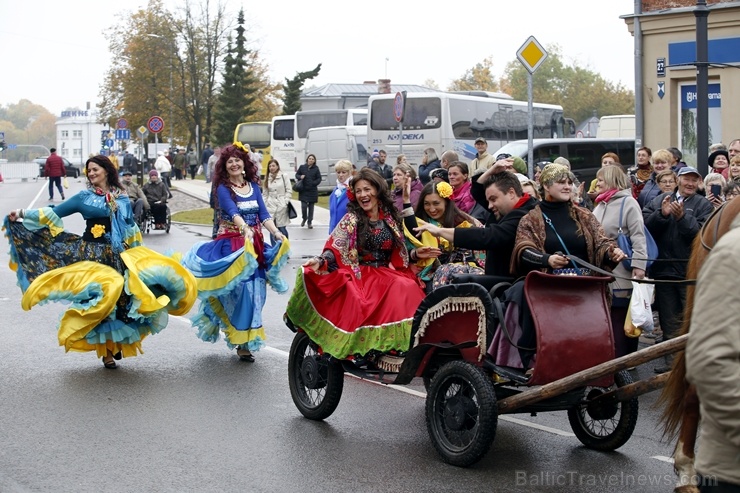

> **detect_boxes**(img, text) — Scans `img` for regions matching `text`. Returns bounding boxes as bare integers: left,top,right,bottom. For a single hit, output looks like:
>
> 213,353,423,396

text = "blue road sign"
105,139,114,148
8,144,17,150
115,129,131,140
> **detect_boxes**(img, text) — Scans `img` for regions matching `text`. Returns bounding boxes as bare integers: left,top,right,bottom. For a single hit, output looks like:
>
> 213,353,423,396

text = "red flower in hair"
346,187,355,202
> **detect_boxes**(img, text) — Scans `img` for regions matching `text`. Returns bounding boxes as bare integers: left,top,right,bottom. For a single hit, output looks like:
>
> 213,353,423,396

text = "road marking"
652,455,675,464
29,183,47,208
498,416,575,436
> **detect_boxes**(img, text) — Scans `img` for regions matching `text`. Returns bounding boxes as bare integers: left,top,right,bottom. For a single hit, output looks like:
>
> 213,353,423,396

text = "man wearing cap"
44,148,66,201
142,170,169,230
643,166,713,373
121,169,149,226
470,137,496,174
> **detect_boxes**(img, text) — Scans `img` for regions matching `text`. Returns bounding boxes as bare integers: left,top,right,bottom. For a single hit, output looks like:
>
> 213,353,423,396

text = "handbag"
287,201,298,219
292,179,304,192
281,175,298,219
616,198,658,270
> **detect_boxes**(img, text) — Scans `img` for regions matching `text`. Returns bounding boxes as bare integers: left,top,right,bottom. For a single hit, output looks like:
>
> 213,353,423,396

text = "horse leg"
673,385,701,493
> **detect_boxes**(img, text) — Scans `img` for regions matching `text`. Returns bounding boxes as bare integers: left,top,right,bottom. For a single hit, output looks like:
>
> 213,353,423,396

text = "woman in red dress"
286,168,426,360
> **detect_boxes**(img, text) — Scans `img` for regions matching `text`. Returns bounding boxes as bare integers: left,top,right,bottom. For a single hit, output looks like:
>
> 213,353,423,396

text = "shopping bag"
63,177,69,189
626,281,654,337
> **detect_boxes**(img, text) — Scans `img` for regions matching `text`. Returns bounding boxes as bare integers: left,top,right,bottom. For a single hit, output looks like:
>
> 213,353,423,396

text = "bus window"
352,113,368,126
273,119,294,140
296,112,348,139
370,97,441,131
235,123,271,148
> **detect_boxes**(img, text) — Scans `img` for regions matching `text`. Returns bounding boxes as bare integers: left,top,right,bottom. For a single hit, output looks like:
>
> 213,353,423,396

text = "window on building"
61,130,69,138
60,148,69,156
73,130,82,138
73,149,82,157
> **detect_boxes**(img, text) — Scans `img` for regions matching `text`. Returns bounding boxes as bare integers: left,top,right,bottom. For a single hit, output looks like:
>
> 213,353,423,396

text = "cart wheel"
567,370,638,451
425,361,497,467
288,332,344,421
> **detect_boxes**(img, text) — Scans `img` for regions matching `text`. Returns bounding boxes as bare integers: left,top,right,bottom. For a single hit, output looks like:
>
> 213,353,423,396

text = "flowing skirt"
4,219,197,357
286,265,426,359
182,235,290,352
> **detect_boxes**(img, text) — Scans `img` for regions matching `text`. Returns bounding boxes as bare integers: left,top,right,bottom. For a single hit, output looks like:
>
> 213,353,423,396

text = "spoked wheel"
288,332,344,420
425,361,497,467
567,370,639,450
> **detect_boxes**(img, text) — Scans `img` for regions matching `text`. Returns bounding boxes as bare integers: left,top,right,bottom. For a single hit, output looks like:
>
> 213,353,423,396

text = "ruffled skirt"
286,265,426,359
4,219,197,358
182,236,290,352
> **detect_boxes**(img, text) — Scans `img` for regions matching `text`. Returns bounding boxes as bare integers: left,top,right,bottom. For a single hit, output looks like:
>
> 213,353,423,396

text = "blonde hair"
393,163,417,180
730,155,740,179
597,165,629,190
334,159,352,173
652,149,673,165
396,154,408,165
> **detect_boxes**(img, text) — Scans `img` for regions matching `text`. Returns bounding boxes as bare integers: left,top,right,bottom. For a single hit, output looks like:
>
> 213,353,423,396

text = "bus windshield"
371,97,442,131
296,112,350,139
236,123,271,148
272,119,294,141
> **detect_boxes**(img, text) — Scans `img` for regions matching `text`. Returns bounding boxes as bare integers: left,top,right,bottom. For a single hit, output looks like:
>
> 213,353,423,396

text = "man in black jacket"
414,162,538,277
643,166,713,373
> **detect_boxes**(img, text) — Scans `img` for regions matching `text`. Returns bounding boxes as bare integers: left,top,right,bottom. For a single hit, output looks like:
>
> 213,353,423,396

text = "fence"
0,162,39,181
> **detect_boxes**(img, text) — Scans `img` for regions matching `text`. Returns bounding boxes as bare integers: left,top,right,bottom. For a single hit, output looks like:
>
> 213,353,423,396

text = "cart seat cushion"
411,283,493,360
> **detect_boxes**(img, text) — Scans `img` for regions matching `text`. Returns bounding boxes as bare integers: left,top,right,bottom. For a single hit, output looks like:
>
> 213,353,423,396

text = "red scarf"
513,193,531,209
595,188,618,204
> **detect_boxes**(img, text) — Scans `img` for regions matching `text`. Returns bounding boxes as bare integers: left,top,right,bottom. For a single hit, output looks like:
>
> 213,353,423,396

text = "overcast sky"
1,0,637,116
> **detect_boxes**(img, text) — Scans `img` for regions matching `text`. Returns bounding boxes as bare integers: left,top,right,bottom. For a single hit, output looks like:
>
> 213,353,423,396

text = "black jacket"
454,180,538,277
643,191,713,278
368,162,393,187
296,164,322,203
418,159,441,185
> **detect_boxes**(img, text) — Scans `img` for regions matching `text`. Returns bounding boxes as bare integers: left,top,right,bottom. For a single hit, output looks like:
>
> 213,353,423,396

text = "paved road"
0,179,681,492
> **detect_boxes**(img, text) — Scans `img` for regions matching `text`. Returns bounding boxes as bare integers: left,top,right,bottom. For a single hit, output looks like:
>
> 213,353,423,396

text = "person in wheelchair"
121,169,149,226
142,170,169,230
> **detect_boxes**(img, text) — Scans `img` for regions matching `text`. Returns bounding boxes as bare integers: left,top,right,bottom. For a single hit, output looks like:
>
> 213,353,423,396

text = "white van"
306,125,368,193
270,115,295,170
596,115,635,138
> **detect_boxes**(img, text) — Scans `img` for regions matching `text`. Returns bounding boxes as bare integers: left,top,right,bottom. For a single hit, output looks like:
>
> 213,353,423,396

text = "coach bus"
270,115,295,172
367,91,574,167
233,121,272,177
294,108,367,169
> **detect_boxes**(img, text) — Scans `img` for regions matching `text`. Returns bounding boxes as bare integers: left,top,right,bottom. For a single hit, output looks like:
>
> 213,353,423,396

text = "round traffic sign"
393,92,405,123
147,116,165,134
117,118,128,129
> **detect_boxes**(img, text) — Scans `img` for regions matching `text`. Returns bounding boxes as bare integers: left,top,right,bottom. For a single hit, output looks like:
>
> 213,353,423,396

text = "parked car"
35,157,82,178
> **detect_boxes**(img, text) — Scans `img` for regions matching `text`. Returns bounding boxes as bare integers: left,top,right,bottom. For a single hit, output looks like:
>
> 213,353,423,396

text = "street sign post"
147,116,164,134
393,91,406,154
117,118,128,129
137,126,149,139
517,36,548,179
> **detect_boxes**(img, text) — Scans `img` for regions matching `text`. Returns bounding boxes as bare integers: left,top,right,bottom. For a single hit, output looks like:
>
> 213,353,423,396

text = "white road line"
498,416,575,437
652,455,675,464
29,182,47,209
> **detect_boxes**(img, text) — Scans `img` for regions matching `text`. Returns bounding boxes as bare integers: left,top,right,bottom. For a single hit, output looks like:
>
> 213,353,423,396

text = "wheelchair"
140,205,171,234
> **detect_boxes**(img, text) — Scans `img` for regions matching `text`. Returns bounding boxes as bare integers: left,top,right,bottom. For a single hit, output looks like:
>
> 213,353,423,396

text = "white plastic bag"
629,281,655,335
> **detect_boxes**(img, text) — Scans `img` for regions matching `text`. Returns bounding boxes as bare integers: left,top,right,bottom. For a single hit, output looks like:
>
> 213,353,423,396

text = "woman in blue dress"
4,155,197,369
182,143,290,362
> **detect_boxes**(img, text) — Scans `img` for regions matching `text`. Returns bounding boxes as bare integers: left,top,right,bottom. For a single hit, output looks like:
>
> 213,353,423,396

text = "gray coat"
592,189,647,292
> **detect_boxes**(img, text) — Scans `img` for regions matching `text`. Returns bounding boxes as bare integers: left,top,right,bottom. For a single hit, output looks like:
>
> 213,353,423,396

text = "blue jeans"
48,176,64,199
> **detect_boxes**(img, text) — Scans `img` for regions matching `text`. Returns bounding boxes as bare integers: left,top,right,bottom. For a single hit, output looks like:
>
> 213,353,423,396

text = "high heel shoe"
102,356,117,369
113,351,122,360
237,348,255,362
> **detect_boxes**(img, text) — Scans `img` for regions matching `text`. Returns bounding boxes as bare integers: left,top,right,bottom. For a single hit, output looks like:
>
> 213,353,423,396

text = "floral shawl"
325,209,409,279
510,203,617,276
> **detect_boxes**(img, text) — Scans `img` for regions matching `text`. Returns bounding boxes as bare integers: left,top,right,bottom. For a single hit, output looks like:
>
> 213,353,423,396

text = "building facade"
623,0,740,167
55,110,108,166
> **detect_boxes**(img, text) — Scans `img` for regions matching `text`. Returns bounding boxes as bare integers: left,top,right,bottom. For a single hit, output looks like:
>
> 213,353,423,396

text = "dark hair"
262,158,281,191
415,181,474,227
86,155,123,190
637,146,653,157
483,171,523,197
306,154,317,165
448,161,470,178
347,168,403,251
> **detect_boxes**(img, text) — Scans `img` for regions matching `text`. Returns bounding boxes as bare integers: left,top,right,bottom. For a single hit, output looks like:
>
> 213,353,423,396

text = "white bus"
294,108,368,169
270,115,295,171
367,92,574,167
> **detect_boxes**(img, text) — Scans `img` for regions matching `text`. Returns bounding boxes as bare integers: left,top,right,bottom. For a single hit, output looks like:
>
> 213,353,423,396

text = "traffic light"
0,141,6,152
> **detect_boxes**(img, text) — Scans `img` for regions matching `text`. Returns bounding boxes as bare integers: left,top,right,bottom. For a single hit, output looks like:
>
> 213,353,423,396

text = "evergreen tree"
213,9,258,145
281,64,322,115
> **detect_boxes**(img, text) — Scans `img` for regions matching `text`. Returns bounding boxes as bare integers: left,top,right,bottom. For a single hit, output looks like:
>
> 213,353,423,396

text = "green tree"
281,64,322,115
212,9,260,145
499,45,634,124
448,56,500,93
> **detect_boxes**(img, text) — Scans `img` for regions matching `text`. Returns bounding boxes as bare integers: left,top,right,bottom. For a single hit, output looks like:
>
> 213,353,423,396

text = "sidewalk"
170,178,330,225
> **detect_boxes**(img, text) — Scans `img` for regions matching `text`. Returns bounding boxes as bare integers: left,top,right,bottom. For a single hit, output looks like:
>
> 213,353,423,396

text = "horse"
657,197,740,493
